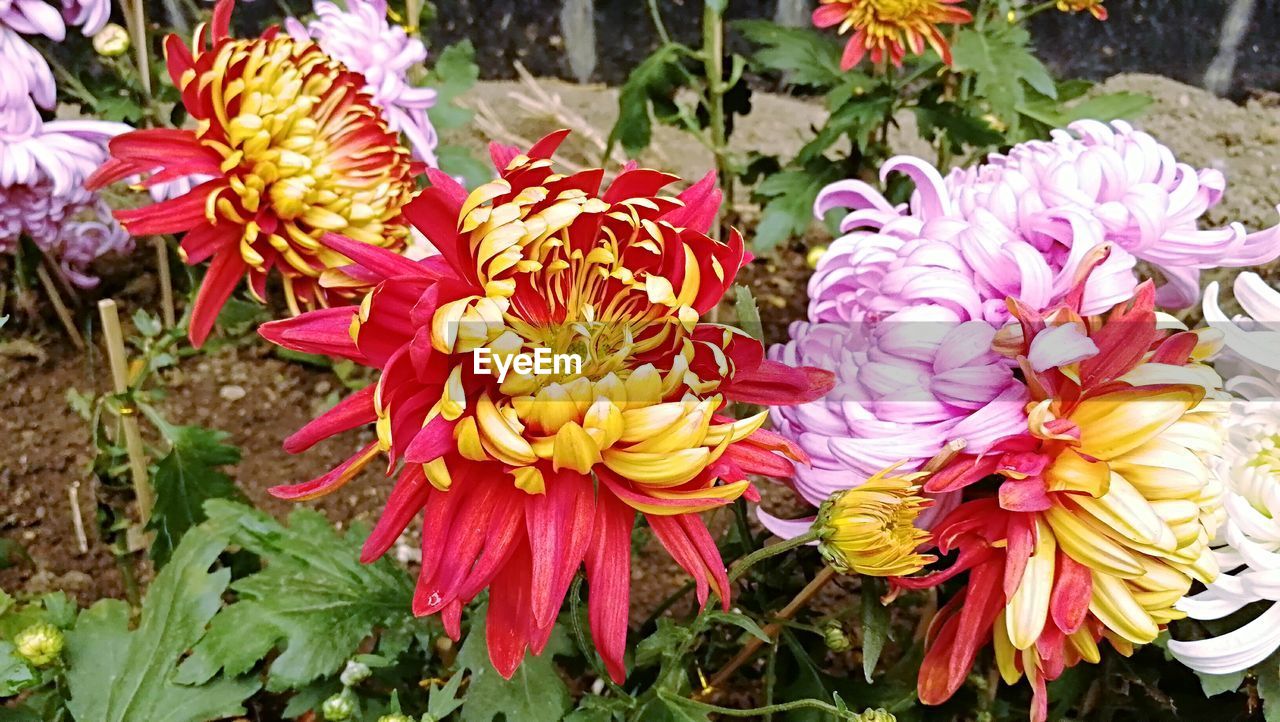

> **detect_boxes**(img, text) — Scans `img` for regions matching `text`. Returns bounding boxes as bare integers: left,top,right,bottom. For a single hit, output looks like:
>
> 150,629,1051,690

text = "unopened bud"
93,24,130,57
853,709,896,722
322,692,355,721
377,715,414,722
14,622,63,667
822,619,851,652
806,245,828,269
339,659,371,686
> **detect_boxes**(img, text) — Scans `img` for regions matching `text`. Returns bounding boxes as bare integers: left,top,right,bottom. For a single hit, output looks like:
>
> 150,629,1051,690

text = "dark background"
418,0,1280,97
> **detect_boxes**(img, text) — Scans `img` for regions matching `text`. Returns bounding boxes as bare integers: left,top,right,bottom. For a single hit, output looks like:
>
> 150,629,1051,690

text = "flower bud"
853,709,896,722
806,245,828,270
822,620,851,652
815,465,935,577
339,659,371,686
377,715,414,722
322,692,355,721
14,622,63,667
93,24,131,57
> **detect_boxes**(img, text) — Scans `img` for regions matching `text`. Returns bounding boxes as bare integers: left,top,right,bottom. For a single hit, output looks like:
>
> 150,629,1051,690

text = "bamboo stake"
123,0,152,99
68,481,89,554
153,238,175,328
36,265,84,350
97,299,154,524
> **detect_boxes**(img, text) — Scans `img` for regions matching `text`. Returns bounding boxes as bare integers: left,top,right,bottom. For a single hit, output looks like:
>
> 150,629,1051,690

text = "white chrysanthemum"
1168,273,1280,674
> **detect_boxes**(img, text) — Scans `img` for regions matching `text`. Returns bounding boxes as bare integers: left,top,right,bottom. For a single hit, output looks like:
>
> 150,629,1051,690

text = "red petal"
664,171,721,234
585,490,634,683
489,141,520,171
115,181,220,235
526,471,595,628
998,476,1052,512
487,543,533,679
724,360,834,406
319,232,430,280
269,441,378,501
361,465,431,563
404,414,459,463
527,129,572,159
258,307,363,360
1050,550,1092,634
188,249,247,348
284,385,376,454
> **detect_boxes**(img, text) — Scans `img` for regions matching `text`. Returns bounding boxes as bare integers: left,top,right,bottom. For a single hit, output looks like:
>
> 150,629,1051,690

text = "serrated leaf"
799,91,892,162
426,670,467,720
608,43,694,157
635,618,695,670
861,578,890,682
64,526,259,722
0,643,35,696
950,26,1055,127
734,20,850,88
176,501,413,692
426,41,479,131
458,606,572,722
752,163,844,250
148,426,243,567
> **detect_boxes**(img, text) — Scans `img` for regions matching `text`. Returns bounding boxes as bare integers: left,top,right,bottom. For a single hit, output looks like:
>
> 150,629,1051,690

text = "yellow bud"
15,622,63,667
93,23,131,57
815,464,935,577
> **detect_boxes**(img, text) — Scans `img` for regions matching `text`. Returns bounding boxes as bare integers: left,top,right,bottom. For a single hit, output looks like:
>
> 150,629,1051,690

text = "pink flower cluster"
766,121,1280,527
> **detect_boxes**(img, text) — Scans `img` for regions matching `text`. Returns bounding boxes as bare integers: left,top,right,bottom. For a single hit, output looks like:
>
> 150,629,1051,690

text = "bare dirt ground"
3,72,1278,623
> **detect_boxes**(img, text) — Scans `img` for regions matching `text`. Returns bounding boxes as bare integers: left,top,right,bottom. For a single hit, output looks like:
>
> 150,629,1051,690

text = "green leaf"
436,145,495,190
426,41,480,131
732,285,762,342
214,297,269,337
634,618,695,670
426,670,467,720
177,501,414,692
64,526,259,722
1261,660,1280,722
752,162,844,250
704,610,771,644
608,44,694,157
458,605,573,722
950,26,1055,127
0,643,36,696
860,578,890,682
131,309,162,338
912,98,1004,154
733,20,850,88
1195,669,1245,698
148,426,243,567
1063,92,1152,123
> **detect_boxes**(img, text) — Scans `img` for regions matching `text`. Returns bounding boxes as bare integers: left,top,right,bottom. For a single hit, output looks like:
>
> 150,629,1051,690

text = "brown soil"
3,72,1279,627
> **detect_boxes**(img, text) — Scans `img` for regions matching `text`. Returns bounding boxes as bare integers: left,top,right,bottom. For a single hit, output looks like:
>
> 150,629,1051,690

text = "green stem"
659,690,848,718
727,529,820,585
701,0,729,240
569,575,629,697
114,546,142,610
646,0,672,45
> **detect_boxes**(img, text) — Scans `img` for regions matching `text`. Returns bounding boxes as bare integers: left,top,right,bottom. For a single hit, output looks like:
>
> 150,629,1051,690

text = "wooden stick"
68,481,89,554
153,238,175,328
36,265,85,350
97,299,154,524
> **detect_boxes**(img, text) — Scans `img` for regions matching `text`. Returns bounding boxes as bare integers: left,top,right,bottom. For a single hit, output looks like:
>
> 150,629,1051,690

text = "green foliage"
753,161,846,250
950,25,1056,132
63,526,260,722
148,426,243,566
733,21,846,88
457,606,573,722
860,578,890,683
177,501,414,692
0,643,37,697
425,40,490,188
732,285,762,341
609,43,696,157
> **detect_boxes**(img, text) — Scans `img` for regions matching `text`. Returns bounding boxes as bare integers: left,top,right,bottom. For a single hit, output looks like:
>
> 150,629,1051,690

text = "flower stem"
701,0,729,241
646,0,672,45
703,565,836,693
727,529,820,584
661,689,849,718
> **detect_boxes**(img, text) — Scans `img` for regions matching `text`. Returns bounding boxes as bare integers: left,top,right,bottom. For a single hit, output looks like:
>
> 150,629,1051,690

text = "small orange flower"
1057,0,1108,20
812,0,973,70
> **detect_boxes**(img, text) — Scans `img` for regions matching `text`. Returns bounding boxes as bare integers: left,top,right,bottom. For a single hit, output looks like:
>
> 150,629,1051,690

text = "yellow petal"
423,457,452,491
1043,502,1144,578
1071,387,1201,460
1089,573,1159,644
553,421,601,474
1044,448,1110,497
511,466,546,494
602,447,710,488
1006,518,1056,650
1072,472,1177,552
992,610,1024,685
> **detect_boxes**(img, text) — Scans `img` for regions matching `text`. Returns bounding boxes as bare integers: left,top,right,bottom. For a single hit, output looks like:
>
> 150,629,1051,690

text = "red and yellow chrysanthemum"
1057,0,1108,21
259,132,834,680
87,0,417,346
811,0,973,70
893,281,1225,722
